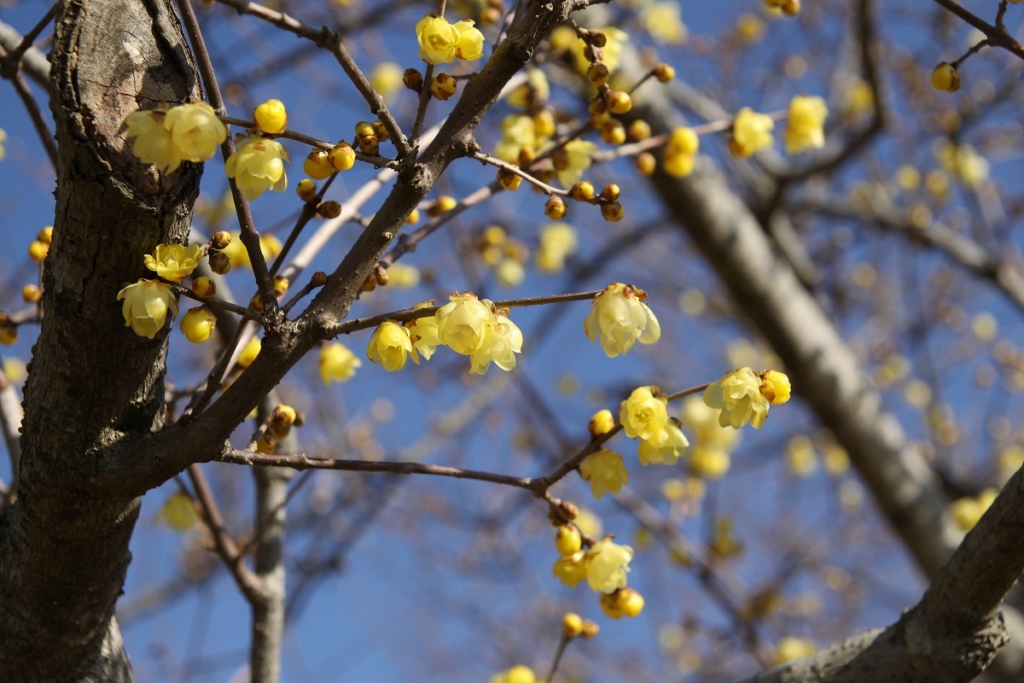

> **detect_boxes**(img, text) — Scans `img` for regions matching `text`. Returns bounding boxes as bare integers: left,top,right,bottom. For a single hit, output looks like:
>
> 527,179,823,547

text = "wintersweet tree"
1,0,1024,681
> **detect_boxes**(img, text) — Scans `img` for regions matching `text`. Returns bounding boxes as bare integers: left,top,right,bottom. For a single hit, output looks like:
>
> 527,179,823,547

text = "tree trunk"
0,0,201,678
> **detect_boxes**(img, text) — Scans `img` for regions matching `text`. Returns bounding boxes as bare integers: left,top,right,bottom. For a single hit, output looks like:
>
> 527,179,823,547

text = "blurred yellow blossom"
641,2,687,44
488,665,536,683
786,436,817,476
370,62,404,99
155,492,198,532
934,139,989,189
773,637,816,665
319,342,361,384
555,139,598,188
536,222,578,273
730,108,774,158
951,488,999,531
784,95,828,155
586,538,633,593
579,449,628,499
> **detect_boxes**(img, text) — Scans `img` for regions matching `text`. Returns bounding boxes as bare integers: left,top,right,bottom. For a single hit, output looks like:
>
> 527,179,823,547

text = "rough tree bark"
0,0,201,678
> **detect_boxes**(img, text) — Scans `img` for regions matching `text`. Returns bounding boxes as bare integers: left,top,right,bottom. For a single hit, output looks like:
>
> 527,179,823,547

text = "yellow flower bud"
370,62,404,99
497,167,522,191
38,226,53,244
22,284,42,303
253,98,288,135
563,613,584,638
606,91,632,115
600,201,624,222
430,73,458,100
731,108,774,158
297,178,317,202
28,241,48,262
179,306,217,343
0,325,17,346
655,63,675,82
303,149,334,180
191,276,216,300
617,588,645,618
544,195,567,220
555,525,583,555
636,152,656,175
237,337,261,368
588,408,615,437
329,143,356,171
760,370,792,404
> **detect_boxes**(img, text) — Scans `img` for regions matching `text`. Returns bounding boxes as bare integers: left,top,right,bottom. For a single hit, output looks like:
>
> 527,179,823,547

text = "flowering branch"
176,0,279,316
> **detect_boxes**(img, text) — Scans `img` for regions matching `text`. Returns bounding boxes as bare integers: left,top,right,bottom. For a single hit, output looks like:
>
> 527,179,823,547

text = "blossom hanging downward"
126,102,227,173
729,107,774,158
468,308,523,374
584,283,661,357
585,538,633,594
703,368,791,429
320,342,361,384
117,280,178,339
367,321,415,371
225,134,290,200
637,419,689,466
579,449,628,499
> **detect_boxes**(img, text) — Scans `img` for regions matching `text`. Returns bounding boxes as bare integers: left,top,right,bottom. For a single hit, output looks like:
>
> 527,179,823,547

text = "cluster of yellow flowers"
493,113,554,166
535,222,578,273
364,293,522,375
117,241,239,343
703,367,791,429
415,14,485,65
552,527,643,619
663,127,699,177
474,225,529,288
583,283,661,357
126,102,227,173
725,96,828,159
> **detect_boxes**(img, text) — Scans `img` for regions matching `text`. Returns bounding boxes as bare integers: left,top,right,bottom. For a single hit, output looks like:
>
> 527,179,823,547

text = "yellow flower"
600,588,645,620
703,367,770,429
143,243,203,282
951,488,998,531
237,337,261,368
552,551,588,588
453,19,485,60
555,140,598,188
319,342,361,384
585,538,633,594
117,279,178,339
155,492,198,532
367,321,415,371
934,139,989,189
493,114,538,163
638,419,689,466
641,2,688,45
619,386,669,440
931,62,960,93
407,305,443,361
773,637,816,665
682,397,740,450
126,109,184,173
584,283,661,357
536,222,578,273
225,134,290,200
179,306,217,343
370,62,404,99
555,525,583,556
663,126,699,177
469,308,523,374
163,102,227,162
416,14,459,64
730,107,774,158
253,99,288,135
488,665,537,683
508,69,550,108
435,292,495,354
689,447,731,479
386,262,420,288
784,95,828,155
579,449,628,499
760,370,791,404
588,409,616,437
